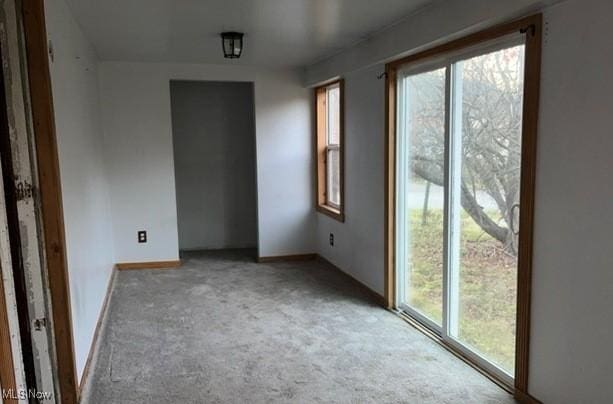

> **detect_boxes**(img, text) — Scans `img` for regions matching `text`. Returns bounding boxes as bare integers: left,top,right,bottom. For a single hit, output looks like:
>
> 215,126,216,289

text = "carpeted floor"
82,249,515,403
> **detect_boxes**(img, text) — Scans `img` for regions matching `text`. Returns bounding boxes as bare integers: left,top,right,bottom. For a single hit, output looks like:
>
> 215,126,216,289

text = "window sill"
317,204,345,223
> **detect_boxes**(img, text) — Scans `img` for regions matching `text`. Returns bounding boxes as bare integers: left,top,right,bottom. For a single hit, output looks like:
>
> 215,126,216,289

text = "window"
315,80,344,221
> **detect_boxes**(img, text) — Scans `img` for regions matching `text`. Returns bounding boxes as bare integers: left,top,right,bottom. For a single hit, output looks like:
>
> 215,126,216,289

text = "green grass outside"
406,209,517,373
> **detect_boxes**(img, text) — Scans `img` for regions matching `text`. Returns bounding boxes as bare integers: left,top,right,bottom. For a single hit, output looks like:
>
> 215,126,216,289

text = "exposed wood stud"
0,241,18,403
22,1,79,402
0,24,19,399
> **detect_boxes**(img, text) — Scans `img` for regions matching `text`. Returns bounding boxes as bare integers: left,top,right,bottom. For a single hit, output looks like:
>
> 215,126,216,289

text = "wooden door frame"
21,1,79,403
384,14,542,401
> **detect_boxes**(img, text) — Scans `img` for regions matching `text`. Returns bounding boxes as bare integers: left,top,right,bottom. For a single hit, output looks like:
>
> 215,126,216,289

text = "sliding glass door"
396,38,526,381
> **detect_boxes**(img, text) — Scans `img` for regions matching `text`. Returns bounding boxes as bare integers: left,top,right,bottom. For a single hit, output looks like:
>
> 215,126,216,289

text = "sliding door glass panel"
397,67,446,326
448,44,525,374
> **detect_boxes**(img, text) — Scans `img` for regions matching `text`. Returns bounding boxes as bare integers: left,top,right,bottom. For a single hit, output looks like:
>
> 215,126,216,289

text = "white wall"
99,63,315,261
306,0,613,401
530,0,613,401
316,64,385,294
45,0,115,380
170,81,258,250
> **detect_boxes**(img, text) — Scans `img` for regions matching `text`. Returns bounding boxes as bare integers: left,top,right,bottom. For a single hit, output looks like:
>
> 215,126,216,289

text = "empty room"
0,0,612,403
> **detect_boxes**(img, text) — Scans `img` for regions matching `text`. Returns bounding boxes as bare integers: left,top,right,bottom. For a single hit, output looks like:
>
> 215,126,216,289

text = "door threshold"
390,308,515,395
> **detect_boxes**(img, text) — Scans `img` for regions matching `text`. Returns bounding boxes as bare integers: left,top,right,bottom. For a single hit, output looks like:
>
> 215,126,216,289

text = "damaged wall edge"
21,0,79,401
0,0,40,400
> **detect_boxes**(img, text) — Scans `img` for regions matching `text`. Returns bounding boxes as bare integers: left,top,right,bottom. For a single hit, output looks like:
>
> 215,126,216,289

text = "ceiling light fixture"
221,32,244,59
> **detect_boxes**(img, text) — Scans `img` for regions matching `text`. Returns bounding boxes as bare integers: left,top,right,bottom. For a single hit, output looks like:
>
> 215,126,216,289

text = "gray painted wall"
170,81,257,250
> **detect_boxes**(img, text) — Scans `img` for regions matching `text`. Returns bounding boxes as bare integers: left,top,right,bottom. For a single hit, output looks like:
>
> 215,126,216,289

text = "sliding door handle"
510,203,520,236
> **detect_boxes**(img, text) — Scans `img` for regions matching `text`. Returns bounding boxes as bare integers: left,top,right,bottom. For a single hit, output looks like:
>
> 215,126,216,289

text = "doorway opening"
170,81,258,257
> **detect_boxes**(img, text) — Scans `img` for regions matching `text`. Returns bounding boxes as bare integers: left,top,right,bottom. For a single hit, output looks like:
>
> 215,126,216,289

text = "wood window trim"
384,14,542,401
314,79,345,223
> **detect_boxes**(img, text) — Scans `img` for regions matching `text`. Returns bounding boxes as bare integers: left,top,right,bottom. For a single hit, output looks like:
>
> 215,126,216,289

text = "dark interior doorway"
170,80,258,255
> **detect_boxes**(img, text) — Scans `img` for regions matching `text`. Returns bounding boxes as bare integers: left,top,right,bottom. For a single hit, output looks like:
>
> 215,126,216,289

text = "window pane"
398,67,446,326
327,85,340,145
449,44,525,374
327,148,340,206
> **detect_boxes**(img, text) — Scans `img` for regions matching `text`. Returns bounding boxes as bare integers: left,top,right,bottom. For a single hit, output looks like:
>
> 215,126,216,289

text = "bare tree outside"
402,44,525,373
410,45,524,255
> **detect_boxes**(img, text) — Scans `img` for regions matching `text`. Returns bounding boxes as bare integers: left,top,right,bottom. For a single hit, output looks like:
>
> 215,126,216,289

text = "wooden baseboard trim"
115,260,182,270
317,255,386,307
515,389,542,404
78,267,116,401
257,254,317,263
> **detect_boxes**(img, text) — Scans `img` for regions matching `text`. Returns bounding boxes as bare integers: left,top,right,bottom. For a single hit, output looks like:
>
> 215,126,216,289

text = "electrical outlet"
138,230,147,243
329,233,334,246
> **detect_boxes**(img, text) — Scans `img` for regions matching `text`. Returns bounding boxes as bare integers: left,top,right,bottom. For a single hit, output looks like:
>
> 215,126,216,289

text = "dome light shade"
221,32,244,59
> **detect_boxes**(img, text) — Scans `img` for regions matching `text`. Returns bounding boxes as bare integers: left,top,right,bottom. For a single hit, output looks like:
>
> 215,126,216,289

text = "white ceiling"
64,0,437,68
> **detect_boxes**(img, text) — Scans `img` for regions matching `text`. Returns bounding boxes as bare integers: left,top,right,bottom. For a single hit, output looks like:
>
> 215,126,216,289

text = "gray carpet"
83,249,515,403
